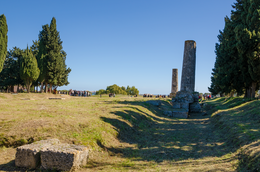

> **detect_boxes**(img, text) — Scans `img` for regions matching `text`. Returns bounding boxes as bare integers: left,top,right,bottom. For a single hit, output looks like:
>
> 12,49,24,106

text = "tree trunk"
26,81,30,93
251,82,257,99
40,82,44,93
45,83,48,93
49,83,52,93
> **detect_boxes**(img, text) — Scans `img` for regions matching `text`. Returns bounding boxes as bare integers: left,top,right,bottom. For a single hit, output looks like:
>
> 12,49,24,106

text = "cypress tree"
37,24,50,92
245,0,260,98
20,46,40,93
38,18,71,93
0,14,8,73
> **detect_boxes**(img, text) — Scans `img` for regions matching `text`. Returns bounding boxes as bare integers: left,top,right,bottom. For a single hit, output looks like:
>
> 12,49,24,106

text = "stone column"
180,40,196,93
171,69,178,94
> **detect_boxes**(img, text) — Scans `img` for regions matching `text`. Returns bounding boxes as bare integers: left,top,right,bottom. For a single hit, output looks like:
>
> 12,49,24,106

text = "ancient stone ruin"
167,40,201,119
180,40,196,93
170,68,178,97
15,139,89,171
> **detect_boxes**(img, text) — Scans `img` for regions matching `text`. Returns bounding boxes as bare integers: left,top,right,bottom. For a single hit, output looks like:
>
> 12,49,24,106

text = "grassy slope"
0,94,259,171
206,97,260,171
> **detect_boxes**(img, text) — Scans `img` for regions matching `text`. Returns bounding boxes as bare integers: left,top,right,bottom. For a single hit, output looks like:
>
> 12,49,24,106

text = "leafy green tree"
126,85,139,95
106,84,127,94
0,14,8,72
0,47,24,91
129,86,139,95
20,47,40,93
96,89,107,95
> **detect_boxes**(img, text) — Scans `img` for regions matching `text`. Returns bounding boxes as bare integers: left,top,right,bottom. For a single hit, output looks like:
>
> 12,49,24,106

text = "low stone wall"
170,91,201,118
15,139,89,171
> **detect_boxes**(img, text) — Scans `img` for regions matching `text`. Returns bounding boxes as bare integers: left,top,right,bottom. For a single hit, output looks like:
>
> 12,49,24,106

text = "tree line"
209,0,260,98
0,15,71,93
96,84,139,95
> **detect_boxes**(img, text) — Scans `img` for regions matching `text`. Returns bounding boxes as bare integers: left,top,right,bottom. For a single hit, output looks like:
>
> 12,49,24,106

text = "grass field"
0,93,259,171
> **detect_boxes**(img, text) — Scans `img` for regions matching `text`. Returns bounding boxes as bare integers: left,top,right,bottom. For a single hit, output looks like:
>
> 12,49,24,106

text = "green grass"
205,97,260,171
0,93,260,171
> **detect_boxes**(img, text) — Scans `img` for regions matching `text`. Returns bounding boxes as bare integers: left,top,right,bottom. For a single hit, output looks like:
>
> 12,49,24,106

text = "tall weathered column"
180,40,196,93
171,69,178,95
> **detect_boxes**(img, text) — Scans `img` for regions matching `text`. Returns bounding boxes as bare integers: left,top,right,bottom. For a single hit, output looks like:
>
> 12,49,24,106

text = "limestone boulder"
192,93,199,102
172,91,194,104
40,143,89,171
172,109,189,119
189,102,202,113
172,102,181,108
15,139,60,169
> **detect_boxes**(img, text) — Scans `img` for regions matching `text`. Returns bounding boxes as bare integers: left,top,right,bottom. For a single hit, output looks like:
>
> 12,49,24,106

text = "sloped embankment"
206,97,260,171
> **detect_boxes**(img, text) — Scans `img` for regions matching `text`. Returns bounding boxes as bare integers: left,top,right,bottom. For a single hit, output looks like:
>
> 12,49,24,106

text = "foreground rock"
15,139,60,169
164,109,189,119
41,143,89,171
15,139,89,171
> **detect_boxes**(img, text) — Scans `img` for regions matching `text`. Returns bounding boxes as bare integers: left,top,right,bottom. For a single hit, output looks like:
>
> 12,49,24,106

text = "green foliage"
209,0,260,98
0,14,8,72
20,47,40,93
0,47,24,89
96,85,140,95
126,85,139,95
106,84,127,95
37,17,71,92
96,89,107,95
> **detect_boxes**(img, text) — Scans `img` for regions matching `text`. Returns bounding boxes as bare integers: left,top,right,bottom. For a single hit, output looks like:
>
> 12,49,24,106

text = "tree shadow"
100,100,236,163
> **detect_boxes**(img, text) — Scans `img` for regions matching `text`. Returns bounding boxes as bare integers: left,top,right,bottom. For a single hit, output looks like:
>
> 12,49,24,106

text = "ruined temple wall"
180,40,196,93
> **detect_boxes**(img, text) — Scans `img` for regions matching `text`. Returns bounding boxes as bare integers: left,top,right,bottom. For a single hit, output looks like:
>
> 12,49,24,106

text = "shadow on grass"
99,100,236,163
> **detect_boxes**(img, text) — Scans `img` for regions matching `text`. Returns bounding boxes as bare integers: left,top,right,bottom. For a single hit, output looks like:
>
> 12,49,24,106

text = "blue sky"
0,0,236,94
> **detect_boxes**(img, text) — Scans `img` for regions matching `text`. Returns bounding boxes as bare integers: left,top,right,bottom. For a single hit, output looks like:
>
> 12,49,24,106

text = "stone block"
175,91,194,103
189,102,201,113
180,102,189,109
171,109,189,119
41,143,89,171
172,102,180,108
193,94,199,102
15,139,60,169
163,111,172,117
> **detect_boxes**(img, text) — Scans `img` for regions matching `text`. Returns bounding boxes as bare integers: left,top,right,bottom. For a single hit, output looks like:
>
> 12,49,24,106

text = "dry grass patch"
0,94,254,171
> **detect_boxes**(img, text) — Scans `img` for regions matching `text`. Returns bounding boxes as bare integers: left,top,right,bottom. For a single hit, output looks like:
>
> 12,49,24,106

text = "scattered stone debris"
21,98,35,100
48,98,65,100
15,139,89,171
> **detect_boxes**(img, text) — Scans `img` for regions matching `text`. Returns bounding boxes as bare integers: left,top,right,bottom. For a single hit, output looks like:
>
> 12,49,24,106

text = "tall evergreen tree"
37,24,50,92
245,0,260,98
0,14,8,72
20,46,40,93
47,17,71,92
37,18,71,93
